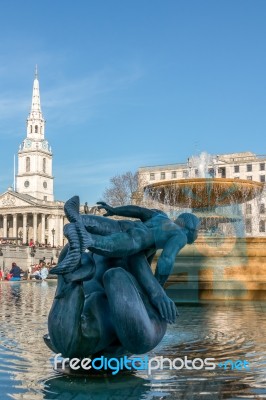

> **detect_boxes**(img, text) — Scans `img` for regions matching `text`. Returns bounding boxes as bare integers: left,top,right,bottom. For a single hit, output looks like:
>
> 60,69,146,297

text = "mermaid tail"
51,223,81,274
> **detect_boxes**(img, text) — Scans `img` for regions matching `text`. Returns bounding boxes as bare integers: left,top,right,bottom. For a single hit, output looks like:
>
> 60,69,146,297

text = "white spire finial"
26,66,45,138
31,65,41,113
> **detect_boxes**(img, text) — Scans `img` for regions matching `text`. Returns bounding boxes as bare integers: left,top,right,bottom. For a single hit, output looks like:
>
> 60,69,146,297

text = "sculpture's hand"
96,201,115,216
150,293,179,324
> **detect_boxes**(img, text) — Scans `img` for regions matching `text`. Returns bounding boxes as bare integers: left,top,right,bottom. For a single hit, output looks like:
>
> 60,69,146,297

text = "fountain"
144,152,266,301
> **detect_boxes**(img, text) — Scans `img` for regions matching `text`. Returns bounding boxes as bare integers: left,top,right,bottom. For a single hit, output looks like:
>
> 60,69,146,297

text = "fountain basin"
151,236,266,301
145,178,264,208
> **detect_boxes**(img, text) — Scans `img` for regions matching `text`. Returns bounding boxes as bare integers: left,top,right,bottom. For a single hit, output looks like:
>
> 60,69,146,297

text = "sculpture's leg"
77,228,150,258
81,214,122,235
103,267,167,354
81,291,118,354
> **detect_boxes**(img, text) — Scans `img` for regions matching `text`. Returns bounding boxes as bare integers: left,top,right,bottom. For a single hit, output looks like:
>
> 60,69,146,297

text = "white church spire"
26,65,45,139
16,68,54,201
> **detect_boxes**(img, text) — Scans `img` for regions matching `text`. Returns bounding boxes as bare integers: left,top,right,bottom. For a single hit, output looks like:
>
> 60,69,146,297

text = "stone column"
41,214,46,245
3,215,7,238
33,213,38,243
23,214,27,244
13,214,17,239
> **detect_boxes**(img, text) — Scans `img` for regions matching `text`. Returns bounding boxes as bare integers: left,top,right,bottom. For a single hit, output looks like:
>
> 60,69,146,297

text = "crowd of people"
0,259,56,281
0,238,61,248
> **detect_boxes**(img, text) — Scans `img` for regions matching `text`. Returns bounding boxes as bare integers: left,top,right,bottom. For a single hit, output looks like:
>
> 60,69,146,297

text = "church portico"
0,191,65,246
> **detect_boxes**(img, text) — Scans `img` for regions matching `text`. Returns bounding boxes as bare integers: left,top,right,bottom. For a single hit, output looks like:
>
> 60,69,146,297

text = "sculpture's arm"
128,251,178,324
97,202,159,221
155,234,187,286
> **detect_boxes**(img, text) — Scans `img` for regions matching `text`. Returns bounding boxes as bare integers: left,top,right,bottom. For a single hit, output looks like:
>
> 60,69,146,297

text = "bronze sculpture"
44,196,199,368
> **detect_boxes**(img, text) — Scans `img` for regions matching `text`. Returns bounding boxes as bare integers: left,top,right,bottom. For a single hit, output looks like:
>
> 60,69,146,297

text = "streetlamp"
26,224,29,246
51,228,55,248
7,221,10,239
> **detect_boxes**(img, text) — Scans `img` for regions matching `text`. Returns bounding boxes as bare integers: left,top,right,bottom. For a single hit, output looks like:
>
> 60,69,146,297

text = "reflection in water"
43,375,150,400
0,281,265,399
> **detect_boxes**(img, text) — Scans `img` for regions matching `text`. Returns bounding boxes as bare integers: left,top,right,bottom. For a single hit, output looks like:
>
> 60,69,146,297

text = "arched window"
26,157,30,172
30,125,32,133
43,158,46,173
35,125,38,133
259,220,265,233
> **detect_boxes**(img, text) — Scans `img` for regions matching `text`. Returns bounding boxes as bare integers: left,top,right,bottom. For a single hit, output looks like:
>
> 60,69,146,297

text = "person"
9,262,23,281
29,239,35,247
40,264,49,280
54,196,200,285
84,202,89,214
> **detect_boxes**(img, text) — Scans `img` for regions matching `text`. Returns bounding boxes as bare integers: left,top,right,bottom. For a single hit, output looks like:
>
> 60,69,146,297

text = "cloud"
54,152,155,186
0,97,28,119
42,65,144,126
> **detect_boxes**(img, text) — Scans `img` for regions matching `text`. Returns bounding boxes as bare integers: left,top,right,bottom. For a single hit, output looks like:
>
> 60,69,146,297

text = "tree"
102,171,142,206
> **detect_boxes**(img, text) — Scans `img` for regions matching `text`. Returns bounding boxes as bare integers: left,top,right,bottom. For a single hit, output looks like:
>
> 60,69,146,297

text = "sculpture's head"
174,213,200,244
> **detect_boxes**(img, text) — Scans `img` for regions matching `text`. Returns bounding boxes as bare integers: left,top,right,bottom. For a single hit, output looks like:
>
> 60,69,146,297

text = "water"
0,281,266,399
189,152,214,178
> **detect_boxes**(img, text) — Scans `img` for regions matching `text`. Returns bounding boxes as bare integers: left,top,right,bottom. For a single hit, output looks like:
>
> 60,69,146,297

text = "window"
260,163,265,171
247,176,252,180
234,165,240,173
208,168,215,177
24,180,30,188
43,181,47,188
44,196,47,201
246,204,252,214
247,164,252,172
35,125,38,133
260,175,265,183
218,167,226,178
195,169,199,177
160,172,165,180
150,173,155,180
43,158,46,173
26,157,30,172
260,203,265,214
45,217,48,229
30,125,32,133
245,219,252,233
259,220,265,233
182,170,188,178
171,171,177,179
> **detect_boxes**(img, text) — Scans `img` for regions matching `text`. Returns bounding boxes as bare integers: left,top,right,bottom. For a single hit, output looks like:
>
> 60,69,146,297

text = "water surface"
0,281,265,399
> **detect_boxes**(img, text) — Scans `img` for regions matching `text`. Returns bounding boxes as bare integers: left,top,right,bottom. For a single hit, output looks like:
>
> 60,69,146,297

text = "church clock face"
24,180,30,188
42,141,48,150
25,139,32,148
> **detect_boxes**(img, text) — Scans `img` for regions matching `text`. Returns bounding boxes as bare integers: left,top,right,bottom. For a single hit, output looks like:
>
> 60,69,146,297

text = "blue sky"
0,0,266,204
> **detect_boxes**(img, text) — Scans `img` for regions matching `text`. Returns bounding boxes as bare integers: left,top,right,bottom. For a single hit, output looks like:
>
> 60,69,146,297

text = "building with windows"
0,68,65,247
138,152,266,236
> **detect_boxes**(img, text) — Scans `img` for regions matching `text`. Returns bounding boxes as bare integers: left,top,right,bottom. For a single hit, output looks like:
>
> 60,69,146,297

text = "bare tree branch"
102,171,142,206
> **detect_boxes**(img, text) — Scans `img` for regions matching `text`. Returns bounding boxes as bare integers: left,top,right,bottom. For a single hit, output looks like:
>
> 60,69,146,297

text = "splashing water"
188,152,215,178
